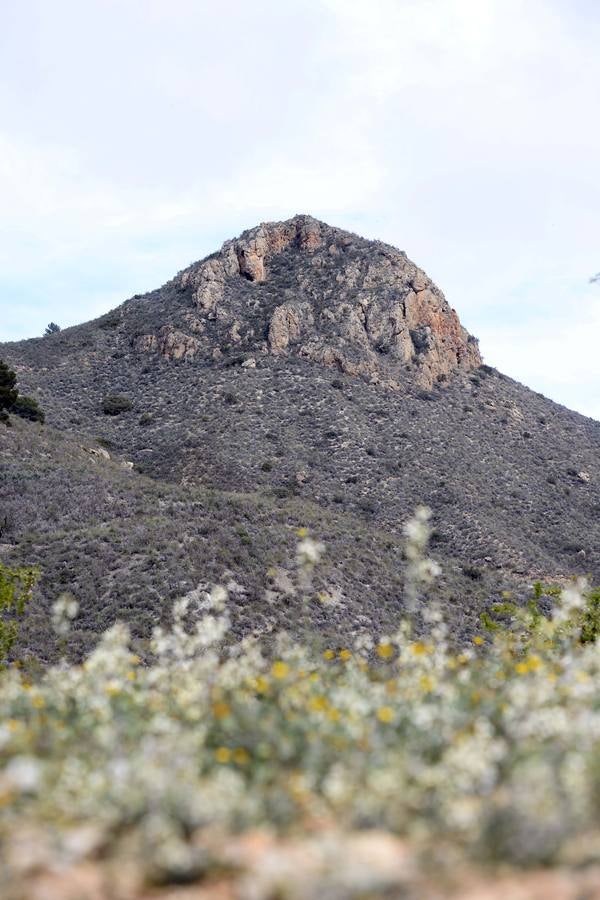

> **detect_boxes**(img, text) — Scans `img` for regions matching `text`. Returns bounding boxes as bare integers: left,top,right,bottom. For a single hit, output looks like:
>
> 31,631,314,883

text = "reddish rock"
160,214,482,387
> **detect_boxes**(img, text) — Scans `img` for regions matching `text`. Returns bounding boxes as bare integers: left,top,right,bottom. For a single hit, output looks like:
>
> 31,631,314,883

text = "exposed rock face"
135,327,201,360
269,302,313,353
139,214,481,388
158,327,201,361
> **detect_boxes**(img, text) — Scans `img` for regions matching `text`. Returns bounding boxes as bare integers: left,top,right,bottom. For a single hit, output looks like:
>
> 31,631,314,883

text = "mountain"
1,215,599,662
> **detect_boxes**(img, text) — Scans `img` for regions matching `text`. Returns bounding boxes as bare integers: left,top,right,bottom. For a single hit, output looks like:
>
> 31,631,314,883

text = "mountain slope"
1,215,599,659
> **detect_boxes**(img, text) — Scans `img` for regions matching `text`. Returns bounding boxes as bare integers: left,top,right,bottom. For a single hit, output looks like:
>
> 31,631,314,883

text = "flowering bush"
2,512,600,886
0,563,37,666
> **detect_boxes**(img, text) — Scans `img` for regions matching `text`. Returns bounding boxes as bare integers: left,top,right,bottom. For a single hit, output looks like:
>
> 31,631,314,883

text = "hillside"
1,215,599,660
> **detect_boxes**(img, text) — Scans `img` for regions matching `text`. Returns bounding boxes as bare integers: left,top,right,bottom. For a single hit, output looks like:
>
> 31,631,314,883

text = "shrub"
102,394,133,415
0,360,45,424
44,322,61,335
0,562,38,665
97,310,121,329
11,395,45,423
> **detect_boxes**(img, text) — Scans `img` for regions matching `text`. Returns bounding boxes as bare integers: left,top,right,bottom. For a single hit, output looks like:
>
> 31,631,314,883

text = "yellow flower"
323,649,335,660
339,649,351,661
377,642,394,659
126,671,136,681
7,719,19,732
327,708,340,722
233,748,250,765
212,701,231,720
0,789,15,808
419,675,435,693
254,675,269,693
31,695,45,709
515,661,529,675
309,695,328,712
473,636,484,646
410,641,430,656
377,706,394,723
215,747,231,764
296,527,308,538
271,661,290,680
528,654,542,672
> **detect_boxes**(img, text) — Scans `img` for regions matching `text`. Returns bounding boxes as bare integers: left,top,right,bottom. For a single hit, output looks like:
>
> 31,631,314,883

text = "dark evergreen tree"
0,360,18,423
0,358,45,424
44,322,61,335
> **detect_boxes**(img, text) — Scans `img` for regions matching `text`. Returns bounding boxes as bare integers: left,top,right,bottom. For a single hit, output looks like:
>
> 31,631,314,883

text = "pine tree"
0,359,18,423
44,322,61,335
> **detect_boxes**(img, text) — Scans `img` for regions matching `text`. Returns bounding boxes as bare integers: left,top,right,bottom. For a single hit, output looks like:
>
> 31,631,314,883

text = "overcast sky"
1,0,599,418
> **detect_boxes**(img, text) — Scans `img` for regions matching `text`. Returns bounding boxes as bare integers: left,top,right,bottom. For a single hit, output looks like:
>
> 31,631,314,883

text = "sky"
1,0,599,418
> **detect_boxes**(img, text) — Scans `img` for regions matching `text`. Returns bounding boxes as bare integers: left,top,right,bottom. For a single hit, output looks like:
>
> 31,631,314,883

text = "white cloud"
477,282,600,417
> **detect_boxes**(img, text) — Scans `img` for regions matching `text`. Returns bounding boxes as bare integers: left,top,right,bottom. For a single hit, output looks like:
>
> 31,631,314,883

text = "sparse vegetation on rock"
0,217,599,663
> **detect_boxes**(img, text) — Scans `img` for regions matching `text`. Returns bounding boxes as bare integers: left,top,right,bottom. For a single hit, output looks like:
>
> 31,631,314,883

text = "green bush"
0,562,38,665
102,394,133,415
11,395,45,423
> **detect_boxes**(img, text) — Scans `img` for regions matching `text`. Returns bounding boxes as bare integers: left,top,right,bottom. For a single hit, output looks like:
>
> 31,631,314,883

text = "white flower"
296,537,325,568
51,593,79,636
5,756,41,792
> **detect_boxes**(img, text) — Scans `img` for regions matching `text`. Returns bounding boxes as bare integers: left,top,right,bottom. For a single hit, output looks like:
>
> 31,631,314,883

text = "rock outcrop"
138,214,481,388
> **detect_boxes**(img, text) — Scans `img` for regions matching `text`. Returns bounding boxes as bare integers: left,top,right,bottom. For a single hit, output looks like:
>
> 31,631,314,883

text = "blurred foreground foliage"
0,563,38,666
2,512,600,888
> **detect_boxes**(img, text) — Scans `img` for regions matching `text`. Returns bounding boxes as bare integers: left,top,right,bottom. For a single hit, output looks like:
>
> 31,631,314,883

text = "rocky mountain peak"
134,215,481,389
